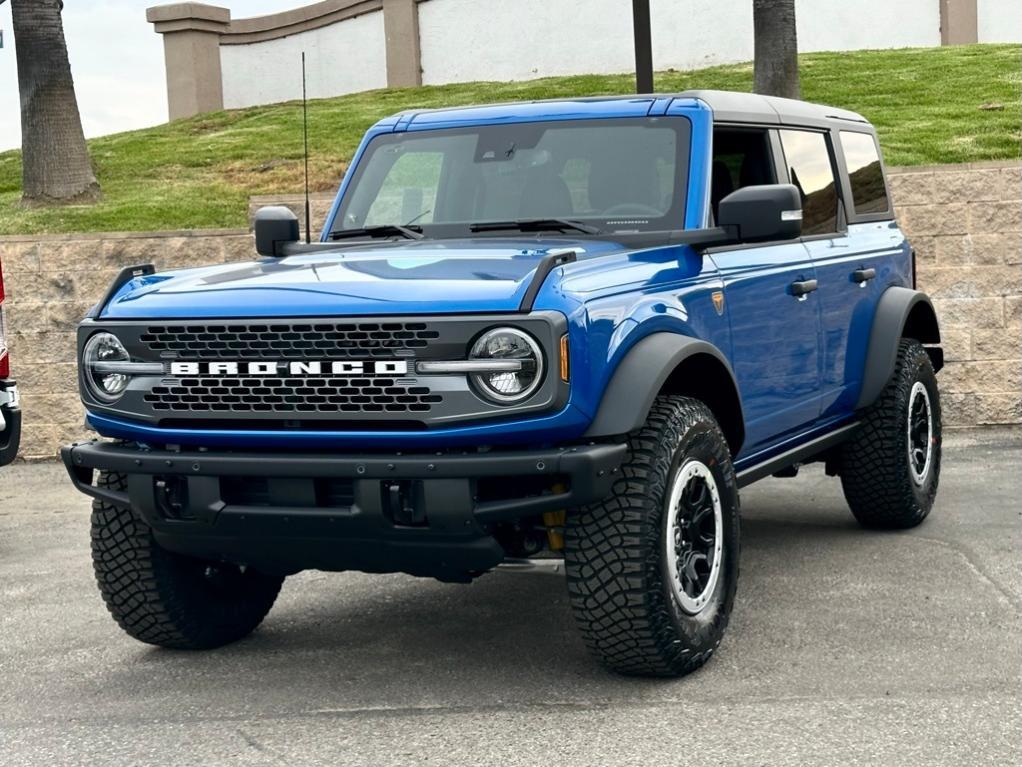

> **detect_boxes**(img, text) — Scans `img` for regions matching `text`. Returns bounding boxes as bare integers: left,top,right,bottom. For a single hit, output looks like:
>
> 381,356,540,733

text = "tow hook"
384,480,427,527
154,475,190,520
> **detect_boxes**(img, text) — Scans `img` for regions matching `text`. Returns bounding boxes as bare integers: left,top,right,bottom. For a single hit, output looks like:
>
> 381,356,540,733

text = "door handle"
789,279,818,300
851,267,876,284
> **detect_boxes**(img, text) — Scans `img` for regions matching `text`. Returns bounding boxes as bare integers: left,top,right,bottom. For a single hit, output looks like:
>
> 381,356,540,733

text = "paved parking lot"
0,431,1019,767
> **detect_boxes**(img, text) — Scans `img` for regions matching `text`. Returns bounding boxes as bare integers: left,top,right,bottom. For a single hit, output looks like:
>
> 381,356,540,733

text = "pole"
301,51,311,244
632,0,653,94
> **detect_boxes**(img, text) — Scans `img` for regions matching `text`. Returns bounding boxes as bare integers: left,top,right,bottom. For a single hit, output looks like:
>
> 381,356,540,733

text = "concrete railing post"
382,0,422,88
147,3,231,120
940,0,978,45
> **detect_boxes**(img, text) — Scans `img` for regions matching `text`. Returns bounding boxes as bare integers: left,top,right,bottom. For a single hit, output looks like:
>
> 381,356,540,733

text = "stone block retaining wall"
1,161,1018,459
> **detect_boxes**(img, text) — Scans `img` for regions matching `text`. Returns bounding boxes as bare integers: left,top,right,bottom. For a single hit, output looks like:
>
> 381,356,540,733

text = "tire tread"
840,339,941,529
91,470,282,649
565,395,738,677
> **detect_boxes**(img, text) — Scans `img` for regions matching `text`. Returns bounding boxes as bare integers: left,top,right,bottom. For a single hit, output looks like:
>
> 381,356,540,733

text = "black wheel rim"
908,381,932,485
666,460,723,614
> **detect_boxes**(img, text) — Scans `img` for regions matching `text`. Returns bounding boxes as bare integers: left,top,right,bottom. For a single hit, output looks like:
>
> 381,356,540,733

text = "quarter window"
840,131,890,215
779,130,839,235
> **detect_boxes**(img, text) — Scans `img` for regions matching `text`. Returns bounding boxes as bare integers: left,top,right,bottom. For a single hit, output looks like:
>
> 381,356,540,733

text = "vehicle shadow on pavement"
73,474,1022,720
102,498,901,700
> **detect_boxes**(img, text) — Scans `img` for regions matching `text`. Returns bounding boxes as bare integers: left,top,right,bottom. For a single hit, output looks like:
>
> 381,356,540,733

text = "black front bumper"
61,440,626,580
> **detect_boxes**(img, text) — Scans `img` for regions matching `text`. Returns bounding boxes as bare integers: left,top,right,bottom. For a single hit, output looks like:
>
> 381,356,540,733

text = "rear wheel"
565,396,740,677
91,470,284,649
840,339,941,529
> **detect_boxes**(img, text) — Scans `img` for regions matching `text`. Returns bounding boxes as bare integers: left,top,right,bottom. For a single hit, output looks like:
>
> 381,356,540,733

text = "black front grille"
144,376,442,414
139,321,441,360
83,313,564,428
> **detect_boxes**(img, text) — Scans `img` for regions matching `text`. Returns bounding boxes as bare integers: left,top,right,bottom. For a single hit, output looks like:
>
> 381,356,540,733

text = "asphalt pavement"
1,430,1019,766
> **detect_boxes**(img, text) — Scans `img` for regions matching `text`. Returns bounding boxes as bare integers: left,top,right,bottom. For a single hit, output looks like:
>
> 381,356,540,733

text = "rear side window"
778,130,839,235
840,131,890,215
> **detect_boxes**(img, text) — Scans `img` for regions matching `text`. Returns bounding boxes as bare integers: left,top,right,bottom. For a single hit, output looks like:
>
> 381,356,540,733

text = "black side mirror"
718,184,802,244
254,206,300,257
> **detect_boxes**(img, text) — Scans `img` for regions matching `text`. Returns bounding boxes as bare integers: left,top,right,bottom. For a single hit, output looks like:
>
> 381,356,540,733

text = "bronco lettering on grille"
168,360,409,377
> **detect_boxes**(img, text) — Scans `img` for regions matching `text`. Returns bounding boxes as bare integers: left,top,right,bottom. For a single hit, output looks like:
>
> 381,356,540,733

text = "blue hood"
100,238,625,319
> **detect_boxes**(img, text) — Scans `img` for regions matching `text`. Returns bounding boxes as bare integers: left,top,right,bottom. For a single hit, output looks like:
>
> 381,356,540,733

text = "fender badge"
712,290,725,316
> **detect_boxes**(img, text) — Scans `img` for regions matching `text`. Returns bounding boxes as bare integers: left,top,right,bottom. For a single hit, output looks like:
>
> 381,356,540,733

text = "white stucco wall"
213,0,1017,109
420,0,636,83
220,10,388,109
649,1,754,71
419,0,945,85
796,0,940,51
978,0,1022,43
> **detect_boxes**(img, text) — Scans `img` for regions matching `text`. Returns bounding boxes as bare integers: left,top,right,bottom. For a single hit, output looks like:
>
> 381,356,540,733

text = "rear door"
828,130,901,412
778,128,890,418
707,128,822,456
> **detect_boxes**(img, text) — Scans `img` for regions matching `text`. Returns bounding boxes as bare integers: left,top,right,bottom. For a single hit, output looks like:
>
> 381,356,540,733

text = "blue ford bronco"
62,91,943,677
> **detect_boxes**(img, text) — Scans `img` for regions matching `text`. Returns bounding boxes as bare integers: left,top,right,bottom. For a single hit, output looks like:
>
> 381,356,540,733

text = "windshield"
333,117,691,237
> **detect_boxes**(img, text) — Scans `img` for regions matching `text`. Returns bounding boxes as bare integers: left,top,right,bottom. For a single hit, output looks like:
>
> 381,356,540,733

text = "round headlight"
469,327,544,403
83,332,131,401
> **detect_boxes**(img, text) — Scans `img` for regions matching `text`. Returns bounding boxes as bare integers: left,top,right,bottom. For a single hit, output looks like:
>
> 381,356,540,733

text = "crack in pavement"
236,727,290,765
910,533,1022,611
1,689,1017,730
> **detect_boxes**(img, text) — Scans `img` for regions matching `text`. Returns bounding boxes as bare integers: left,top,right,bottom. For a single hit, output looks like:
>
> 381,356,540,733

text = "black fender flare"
584,333,743,446
856,286,942,410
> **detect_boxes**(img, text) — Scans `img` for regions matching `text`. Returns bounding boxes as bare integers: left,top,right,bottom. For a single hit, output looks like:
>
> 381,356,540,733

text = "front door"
707,127,822,457
711,243,822,457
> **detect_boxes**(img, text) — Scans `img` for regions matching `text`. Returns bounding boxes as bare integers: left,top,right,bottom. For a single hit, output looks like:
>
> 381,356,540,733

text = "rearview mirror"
254,206,300,257
718,184,802,244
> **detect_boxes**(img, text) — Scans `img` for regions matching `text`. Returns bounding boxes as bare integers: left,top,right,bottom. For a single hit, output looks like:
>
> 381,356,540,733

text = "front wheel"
91,470,284,649
839,339,942,529
565,395,740,677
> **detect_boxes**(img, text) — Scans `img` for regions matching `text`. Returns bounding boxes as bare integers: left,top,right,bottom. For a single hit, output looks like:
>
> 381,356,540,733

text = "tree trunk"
10,0,100,204
753,0,801,99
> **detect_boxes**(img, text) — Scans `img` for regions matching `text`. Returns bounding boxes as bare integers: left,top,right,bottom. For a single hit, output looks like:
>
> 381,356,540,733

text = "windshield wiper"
469,218,602,235
329,224,424,241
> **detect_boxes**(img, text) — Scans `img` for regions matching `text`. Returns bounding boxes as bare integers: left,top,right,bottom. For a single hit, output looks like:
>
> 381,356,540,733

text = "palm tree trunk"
10,0,101,204
753,0,801,99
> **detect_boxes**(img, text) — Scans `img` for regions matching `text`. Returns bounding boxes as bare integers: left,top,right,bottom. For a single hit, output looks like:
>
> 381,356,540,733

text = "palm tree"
753,0,801,99
4,0,100,203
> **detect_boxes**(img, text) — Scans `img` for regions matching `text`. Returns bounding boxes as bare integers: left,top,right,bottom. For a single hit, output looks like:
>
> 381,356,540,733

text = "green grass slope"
0,44,1018,235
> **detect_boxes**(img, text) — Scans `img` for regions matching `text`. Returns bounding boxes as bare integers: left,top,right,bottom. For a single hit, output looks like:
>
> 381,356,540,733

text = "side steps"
735,422,860,487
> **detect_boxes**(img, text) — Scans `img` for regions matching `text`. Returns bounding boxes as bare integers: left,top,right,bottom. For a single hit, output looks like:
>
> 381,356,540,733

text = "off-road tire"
91,470,284,649
840,339,941,529
565,395,740,677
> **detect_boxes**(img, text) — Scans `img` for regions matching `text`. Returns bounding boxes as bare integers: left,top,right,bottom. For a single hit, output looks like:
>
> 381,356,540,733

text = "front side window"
710,128,775,222
779,129,839,236
840,131,890,216
335,118,691,237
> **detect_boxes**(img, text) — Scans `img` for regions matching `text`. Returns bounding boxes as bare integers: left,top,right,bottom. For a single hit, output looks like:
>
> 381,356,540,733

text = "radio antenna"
301,51,311,244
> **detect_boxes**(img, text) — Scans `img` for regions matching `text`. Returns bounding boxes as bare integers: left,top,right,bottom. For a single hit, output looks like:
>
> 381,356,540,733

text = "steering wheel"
601,203,662,217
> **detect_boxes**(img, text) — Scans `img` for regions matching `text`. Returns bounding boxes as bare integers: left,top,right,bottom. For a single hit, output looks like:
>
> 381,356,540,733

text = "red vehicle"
0,256,20,465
